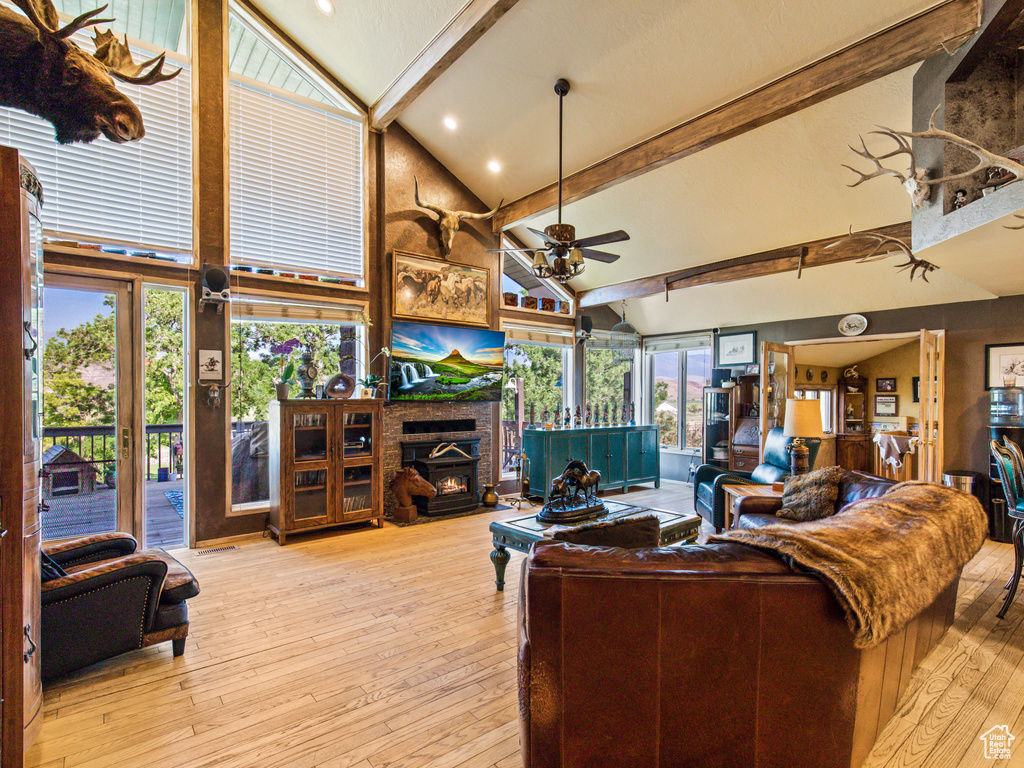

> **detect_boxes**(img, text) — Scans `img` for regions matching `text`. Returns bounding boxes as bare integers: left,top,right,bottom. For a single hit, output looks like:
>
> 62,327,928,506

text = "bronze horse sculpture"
548,460,601,509
389,467,436,523
0,0,180,144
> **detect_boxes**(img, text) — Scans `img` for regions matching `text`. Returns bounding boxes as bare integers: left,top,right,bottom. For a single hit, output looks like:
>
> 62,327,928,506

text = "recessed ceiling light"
443,116,458,131
315,0,334,15
488,160,501,173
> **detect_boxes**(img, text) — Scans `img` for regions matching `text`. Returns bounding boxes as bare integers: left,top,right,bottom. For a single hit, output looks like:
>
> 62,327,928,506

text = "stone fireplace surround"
382,401,493,517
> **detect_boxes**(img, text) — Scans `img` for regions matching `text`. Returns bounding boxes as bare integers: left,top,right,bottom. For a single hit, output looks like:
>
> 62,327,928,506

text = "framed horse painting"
392,250,490,328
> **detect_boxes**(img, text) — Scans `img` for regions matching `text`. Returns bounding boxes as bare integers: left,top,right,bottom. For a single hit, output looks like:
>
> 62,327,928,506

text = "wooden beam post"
493,0,980,230
369,0,522,130
577,222,911,307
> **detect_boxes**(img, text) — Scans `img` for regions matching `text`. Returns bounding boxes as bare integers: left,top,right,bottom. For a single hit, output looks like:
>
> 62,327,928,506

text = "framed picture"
912,376,920,403
876,377,897,392
392,250,490,328
198,349,223,381
874,394,898,417
744,364,760,375
717,331,757,367
985,342,1024,390
359,388,374,399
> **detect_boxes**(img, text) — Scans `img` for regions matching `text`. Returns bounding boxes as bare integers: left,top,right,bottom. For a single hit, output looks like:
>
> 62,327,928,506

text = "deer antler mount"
844,105,1024,211
826,227,938,282
413,177,502,258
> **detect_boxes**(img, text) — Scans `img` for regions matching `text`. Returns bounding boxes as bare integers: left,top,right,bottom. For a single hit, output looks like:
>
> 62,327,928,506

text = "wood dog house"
42,445,99,497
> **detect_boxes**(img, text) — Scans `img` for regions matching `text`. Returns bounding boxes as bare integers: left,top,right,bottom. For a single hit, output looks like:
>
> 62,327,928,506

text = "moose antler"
1005,214,1024,230
92,29,180,84
413,176,502,257
826,227,939,282
10,0,113,38
845,105,1024,210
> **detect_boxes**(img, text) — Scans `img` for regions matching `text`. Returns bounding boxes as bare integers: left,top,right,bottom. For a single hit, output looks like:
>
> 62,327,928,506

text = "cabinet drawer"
732,445,758,457
731,456,758,472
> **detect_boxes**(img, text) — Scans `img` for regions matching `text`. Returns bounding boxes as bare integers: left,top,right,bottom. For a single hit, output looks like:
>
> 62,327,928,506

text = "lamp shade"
783,398,824,438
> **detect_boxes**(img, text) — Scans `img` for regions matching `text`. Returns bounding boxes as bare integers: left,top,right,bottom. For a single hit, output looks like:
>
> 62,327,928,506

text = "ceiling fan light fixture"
531,250,553,279
568,248,585,269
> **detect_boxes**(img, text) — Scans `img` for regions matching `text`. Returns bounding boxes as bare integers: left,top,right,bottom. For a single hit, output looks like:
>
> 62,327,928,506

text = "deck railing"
43,421,259,482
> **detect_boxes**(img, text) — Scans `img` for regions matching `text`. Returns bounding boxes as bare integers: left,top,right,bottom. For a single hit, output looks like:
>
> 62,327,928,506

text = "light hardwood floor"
26,484,1024,768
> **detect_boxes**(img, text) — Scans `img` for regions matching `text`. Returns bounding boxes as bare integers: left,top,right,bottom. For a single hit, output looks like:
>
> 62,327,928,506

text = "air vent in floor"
195,545,240,556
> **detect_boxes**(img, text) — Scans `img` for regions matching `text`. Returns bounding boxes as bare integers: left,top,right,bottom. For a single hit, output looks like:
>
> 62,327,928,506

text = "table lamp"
783,398,824,476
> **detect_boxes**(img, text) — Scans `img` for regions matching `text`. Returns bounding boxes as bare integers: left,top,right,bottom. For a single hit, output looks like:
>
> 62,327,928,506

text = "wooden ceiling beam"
369,0,522,130
577,222,911,307
493,0,980,230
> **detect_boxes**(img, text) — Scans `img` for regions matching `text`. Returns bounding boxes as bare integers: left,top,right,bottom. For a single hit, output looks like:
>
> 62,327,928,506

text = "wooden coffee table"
488,499,701,591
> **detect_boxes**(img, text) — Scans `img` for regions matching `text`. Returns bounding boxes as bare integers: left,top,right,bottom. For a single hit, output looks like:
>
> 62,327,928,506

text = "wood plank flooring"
25,483,1024,767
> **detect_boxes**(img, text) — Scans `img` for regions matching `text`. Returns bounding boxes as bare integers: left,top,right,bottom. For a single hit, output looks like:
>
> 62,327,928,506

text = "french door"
918,330,945,482
759,342,796,463
41,274,189,547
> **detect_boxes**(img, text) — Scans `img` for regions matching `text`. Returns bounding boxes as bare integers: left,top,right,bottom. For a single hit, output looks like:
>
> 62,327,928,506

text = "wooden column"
191,0,231,543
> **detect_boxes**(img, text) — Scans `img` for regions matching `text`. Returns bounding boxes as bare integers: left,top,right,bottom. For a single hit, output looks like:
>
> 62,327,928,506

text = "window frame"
644,336,713,454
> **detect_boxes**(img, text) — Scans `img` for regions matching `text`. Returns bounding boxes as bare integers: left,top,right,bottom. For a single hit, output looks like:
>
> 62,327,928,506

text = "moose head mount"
844,105,1024,211
413,176,501,258
0,0,180,144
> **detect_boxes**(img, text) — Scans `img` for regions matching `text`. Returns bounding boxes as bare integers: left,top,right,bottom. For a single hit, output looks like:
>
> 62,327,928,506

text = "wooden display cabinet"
702,387,734,468
838,372,872,472
0,146,43,765
268,399,383,544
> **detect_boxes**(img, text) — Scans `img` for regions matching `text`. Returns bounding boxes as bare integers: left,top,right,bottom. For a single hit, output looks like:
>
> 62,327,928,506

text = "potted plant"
502,291,519,308
271,338,302,399
341,313,391,397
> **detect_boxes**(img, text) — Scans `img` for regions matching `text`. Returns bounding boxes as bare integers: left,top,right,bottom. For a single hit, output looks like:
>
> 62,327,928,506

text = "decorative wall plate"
325,372,356,398
838,314,868,336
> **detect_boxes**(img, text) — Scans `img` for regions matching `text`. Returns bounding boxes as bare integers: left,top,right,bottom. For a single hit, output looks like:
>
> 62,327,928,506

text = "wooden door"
918,330,945,482
759,342,796,463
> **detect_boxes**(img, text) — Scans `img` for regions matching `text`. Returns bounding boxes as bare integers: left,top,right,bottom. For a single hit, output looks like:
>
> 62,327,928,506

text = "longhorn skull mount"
844,105,1024,211
827,227,939,283
0,0,180,144
413,176,501,257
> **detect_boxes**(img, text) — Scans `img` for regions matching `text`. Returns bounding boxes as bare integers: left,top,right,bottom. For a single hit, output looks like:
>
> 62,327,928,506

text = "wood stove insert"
401,438,481,515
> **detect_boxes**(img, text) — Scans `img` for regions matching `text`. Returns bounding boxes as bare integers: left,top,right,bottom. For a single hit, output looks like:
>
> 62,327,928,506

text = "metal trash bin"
991,499,1014,543
945,470,1005,542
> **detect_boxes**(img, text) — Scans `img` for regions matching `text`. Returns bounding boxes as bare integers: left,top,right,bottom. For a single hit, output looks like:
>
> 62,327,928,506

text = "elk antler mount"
0,0,181,144
826,227,939,282
844,105,1024,210
413,177,501,258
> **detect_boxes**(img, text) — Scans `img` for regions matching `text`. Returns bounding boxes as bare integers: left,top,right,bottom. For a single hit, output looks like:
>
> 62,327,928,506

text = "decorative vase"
275,381,291,400
481,484,499,507
503,292,518,307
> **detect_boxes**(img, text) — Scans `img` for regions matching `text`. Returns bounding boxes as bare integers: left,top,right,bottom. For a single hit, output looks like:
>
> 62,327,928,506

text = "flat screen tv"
389,321,505,402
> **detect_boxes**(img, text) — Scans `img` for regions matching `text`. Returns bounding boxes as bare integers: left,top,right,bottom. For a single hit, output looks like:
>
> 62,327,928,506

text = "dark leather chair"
40,532,200,680
693,427,821,531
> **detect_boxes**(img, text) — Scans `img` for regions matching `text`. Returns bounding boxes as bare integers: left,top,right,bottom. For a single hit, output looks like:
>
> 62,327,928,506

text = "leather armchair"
41,533,199,680
693,427,821,531
518,539,957,768
733,471,894,529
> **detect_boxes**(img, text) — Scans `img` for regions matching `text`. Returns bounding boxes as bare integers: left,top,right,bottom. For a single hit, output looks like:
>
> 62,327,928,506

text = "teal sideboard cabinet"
523,425,660,500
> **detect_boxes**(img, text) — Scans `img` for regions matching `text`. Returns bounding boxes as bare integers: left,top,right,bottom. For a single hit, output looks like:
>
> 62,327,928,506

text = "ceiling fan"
490,78,629,283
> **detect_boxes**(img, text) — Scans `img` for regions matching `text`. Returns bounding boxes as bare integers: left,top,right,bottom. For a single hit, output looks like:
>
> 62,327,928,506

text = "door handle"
23,321,37,360
122,427,130,460
24,623,37,663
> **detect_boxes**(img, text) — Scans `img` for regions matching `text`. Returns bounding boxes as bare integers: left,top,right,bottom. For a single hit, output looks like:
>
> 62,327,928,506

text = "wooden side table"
721,483,784,529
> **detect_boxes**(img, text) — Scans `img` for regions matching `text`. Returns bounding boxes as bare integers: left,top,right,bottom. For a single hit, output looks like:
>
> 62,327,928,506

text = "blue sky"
391,321,505,366
42,287,114,346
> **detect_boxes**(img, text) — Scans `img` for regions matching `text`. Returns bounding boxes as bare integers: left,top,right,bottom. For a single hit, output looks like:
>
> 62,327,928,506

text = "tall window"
0,1,192,259
229,297,364,507
584,347,634,419
228,7,364,281
645,337,712,452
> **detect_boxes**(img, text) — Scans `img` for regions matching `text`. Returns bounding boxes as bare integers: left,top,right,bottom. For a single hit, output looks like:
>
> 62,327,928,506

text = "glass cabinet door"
342,465,373,519
342,410,374,458
293,411,329,462
292,468,329,522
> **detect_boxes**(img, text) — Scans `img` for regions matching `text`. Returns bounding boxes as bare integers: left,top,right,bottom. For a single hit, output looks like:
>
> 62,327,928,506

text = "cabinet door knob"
23,623,37,662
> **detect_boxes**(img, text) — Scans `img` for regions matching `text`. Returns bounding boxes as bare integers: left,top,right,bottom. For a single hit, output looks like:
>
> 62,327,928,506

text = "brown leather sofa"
733,470,894,529
518,472,958,768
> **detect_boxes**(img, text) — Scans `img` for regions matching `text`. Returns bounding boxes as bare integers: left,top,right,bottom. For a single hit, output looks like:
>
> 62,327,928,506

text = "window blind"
229,80,364,280
0,39,193,257
231,295,364,324
503,322,575,348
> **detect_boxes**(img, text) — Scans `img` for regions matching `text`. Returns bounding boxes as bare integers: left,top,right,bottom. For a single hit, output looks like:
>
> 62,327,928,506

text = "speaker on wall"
580,315,594,335
202,265,230,302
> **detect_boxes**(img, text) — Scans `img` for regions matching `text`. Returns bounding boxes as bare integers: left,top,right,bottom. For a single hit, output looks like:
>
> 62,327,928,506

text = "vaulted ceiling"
252,0,1013,335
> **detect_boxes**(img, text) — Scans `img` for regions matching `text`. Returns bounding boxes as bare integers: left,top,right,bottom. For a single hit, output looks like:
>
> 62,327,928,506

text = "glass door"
290,406,332,528
41,275,134,541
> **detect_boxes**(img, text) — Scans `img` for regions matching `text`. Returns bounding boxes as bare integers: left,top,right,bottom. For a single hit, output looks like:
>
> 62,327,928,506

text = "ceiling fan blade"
580,248,620,264
527,227,561,246
572,230,630,249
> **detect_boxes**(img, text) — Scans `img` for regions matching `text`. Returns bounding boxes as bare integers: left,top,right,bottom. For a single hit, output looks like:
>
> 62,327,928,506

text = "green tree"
144,290,186,425
44,299,117,428
584,348,632,417
502,344,564,423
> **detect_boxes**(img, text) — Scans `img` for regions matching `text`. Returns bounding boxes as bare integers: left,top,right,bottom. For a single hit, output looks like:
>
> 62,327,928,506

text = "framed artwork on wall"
392,250,490,328
876,377,897,392
875,394,898,417
985,342,1024,390
716,331,757,367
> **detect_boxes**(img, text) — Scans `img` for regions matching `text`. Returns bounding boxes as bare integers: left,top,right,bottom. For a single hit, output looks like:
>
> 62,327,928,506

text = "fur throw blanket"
710,481,986,648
